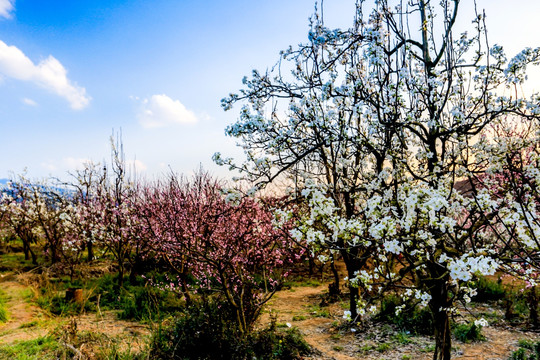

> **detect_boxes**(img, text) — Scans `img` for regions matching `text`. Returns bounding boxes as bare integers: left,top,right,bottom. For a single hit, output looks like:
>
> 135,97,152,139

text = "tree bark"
428,275,452,360
432,305,451,360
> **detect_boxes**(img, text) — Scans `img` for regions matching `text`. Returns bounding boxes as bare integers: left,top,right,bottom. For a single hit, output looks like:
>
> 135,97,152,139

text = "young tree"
1,180,39,264
141,170,295,334
217,1,540,358
91,135,139,288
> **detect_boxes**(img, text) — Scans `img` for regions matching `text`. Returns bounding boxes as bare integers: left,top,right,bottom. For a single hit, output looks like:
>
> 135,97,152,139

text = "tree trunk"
432,305,451,360
428,275,452,360
86,240,94,262
328,254,341,296
528,286,539,328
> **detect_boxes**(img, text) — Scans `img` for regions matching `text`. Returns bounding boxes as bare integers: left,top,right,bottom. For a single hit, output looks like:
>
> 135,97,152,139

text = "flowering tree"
217,1,540,358
140,171,295,334
67,162,106,262
0,180,39,264
473,120,540,326
89,136,140,289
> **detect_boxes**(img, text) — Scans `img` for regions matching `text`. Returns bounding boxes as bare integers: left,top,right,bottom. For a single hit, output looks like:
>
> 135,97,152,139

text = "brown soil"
0,273,150,358
259,278,540,360
0,268,538,359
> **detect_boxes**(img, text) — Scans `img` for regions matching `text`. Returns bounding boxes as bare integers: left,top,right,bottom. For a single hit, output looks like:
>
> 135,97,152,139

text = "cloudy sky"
0,0,539,181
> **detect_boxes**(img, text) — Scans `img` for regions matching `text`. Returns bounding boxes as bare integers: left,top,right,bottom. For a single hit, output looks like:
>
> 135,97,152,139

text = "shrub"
150,299,310,359
453,323,485,343
377,295,434,335
95,274,183,321
473,276,506,302
509,339,540,360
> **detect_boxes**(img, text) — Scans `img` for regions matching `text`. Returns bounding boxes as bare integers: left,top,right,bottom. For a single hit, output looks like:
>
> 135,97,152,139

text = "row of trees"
0,142,298,334
216,0,540,359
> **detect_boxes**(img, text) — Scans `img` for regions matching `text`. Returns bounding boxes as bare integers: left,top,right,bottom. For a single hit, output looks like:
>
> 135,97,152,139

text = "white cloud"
40,161,57,171
137,94,197,128
126,159,147,172
22,97,37,106
0,0,14,19
63,157,92,171
0,41,91,109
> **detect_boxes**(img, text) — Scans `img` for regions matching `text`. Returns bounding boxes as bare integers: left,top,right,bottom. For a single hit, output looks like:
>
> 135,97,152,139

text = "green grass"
283,277,322,288
0,290,9,323
307,304,330,318
0,336,59,360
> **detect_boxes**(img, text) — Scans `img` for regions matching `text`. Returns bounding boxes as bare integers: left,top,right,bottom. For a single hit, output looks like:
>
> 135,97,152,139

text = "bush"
150,299,310,359
453,323,485,343
377,295,434,335
95,274,183,321
473,276,506,303
509,339,540,360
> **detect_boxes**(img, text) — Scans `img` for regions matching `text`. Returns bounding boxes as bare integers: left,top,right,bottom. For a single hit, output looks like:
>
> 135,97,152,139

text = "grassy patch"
283,277,322,289
0,290,8,323
0,336,59,360
307,304,330,318
509,339,540,360
472,276,506,303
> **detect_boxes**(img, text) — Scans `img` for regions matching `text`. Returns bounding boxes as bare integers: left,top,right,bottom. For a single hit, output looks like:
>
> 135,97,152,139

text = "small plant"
359,344,375,354
392,331,412,345
509,339,540,360
377,295,434,335
518,339,535,350
401,355,412,360
376,343,391,352
453,323,486,343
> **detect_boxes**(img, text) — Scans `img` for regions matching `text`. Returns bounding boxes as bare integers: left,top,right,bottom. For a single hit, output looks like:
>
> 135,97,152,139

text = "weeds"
453,323,485,343
508,339,540,360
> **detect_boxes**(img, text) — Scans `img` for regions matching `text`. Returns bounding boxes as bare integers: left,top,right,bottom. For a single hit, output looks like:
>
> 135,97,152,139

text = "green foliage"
307,304,330,318
472,276,506,303
392,331,412,345
0,336,59,360
150,299,310,360
509,339,540,360
377,295,434,335
518,339,537,350
453,323,485,343
92,274,183,321
0,290,8,323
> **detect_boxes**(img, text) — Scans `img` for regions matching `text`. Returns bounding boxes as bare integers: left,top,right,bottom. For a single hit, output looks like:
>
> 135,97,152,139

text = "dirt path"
0,273,49,345
0,273,150,358
261,280,540,360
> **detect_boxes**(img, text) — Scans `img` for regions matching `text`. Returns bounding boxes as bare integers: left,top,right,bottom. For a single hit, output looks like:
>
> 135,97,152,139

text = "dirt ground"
260,281,540,360
0,272,151,358
0,270,538,359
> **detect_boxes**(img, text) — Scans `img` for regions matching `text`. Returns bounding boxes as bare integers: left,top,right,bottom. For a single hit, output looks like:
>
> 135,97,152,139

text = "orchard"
1,1,540,359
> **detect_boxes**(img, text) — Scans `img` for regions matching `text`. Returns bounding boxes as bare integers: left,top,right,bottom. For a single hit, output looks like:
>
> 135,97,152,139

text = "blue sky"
0,0,539,181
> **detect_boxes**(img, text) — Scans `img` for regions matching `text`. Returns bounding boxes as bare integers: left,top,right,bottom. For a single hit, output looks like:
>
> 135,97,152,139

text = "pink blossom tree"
140,171,295,334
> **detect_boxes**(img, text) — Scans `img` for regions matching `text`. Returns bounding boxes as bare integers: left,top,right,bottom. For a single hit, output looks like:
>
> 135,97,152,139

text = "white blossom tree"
216,1,540,359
